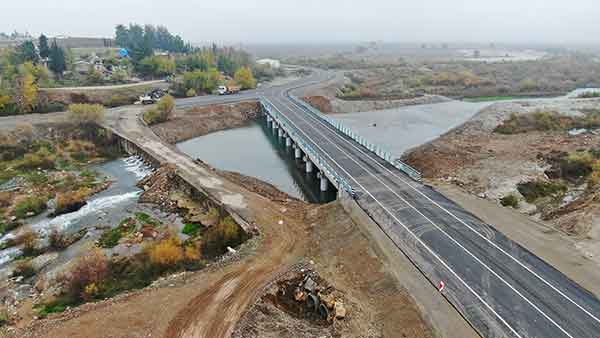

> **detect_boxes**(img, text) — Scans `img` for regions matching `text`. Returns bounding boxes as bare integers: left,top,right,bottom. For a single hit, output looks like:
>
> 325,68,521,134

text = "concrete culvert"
306,293,320,311
318,303,330,319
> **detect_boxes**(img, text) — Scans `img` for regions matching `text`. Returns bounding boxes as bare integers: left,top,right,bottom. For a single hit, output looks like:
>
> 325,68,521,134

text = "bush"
148,238,184,267
500,194,520,208
106,94,133,108
142,108,163,125
12,260,35,278
0,308,9,327
67,104,105,125
49,229,70,250
35,102,66,114
185,88,197,97
64,250,109,301
98,217,136,248
54,188,91,216
517,180,567,203
15,147,56,170
157,95,175,115
13,196,48,219
15,231,41,257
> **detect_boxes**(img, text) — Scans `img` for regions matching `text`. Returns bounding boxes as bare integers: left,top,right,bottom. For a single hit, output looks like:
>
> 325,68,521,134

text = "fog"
3,0,600,44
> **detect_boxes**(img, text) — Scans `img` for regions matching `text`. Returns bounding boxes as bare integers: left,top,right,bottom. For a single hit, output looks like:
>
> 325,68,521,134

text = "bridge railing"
289,95,423,182
260,99,355,196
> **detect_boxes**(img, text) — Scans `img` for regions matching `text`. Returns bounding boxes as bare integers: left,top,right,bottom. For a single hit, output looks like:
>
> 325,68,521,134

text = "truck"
139,89,166,105
218,85,241,95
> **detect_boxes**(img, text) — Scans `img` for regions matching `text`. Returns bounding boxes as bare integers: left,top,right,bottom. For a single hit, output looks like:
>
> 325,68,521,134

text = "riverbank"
150,101,261,144
402,96,600,291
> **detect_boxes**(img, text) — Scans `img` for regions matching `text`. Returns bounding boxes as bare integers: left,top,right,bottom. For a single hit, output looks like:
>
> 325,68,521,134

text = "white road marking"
285,92,600,326
275,95,576,338
261,96,523,338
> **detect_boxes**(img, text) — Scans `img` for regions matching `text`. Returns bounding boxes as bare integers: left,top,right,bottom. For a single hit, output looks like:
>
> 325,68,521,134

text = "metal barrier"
289,95,422,182
260,99,355,196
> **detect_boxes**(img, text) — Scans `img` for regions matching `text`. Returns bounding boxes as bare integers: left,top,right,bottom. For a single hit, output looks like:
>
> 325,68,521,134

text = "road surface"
176,71,600,338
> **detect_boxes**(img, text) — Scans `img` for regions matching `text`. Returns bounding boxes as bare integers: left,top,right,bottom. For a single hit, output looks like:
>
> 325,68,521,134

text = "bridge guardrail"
289,95,422,182
260,99,355,196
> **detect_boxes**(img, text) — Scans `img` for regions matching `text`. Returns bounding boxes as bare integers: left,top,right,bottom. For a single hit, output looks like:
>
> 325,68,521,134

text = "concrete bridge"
105,71,600,338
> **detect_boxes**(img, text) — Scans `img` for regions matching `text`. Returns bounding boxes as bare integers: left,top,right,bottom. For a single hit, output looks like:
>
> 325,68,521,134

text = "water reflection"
177,118,337,204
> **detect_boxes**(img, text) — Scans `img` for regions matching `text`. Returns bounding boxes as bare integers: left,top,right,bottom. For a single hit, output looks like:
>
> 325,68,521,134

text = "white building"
256,58,281,69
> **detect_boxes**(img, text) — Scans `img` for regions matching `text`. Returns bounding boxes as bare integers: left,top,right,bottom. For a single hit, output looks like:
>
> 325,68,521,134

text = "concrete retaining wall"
102,126,252,233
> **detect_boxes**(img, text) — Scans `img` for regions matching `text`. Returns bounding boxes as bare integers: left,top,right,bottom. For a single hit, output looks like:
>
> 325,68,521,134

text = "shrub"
157,95,175,116
106,94,133,108
54,188,91,216
49,229,70,250
142,108,162,125
67,104,105,125
517,180,567,203
98,218,136,248
35,102,66,114
148,238,184,267
64,250,109,301
12,260,35,278
15,231,41,257
185,88,197,97
13,196,48,219
500,194,520,208
0,308,9,327
15,147,56,170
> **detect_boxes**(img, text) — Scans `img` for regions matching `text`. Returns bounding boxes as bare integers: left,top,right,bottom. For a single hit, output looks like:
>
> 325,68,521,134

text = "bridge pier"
285,136,292,147
278,128,283,138
295,148,302,159
320,175,329,191
306,160,313,173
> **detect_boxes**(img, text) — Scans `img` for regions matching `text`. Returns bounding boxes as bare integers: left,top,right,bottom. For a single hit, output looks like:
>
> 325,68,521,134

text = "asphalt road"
177,72,600,338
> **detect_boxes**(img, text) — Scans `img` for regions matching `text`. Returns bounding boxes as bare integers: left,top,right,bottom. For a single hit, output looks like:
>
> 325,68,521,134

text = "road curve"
176,71,600,338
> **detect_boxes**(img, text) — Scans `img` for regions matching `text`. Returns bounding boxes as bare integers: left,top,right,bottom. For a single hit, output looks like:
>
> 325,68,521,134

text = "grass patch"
98,217,137,248
517,180,568,203
12,196,48,219
182,223,201,237
134,212,160,227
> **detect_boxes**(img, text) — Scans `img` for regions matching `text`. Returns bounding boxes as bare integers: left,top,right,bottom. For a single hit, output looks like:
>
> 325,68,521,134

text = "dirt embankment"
233,202,435,338
150,101,261,144
303,94,450,114
402,97,600,267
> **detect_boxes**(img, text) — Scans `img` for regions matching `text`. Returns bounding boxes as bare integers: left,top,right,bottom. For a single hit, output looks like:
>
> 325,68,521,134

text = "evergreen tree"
38,34,50,59
16,41,39,64
48,41,66,77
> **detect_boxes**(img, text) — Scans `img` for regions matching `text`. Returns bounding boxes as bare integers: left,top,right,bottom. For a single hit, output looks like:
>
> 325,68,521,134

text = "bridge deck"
261,85,600,338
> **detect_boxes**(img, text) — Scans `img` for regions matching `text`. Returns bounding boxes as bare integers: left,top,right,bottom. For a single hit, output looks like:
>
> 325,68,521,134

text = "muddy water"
330,100,493,158
177,118,337,203
330,89,599,158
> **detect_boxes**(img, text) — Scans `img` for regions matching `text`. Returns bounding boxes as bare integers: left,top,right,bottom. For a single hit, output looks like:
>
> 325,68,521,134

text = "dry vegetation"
301,54,600,100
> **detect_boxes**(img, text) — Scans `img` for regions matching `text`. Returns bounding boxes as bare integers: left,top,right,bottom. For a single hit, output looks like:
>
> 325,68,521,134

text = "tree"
234,66,256,89
157,94,175,118
48,41,66,76
15,72,37,113
38,34,49,59
16,41,39,64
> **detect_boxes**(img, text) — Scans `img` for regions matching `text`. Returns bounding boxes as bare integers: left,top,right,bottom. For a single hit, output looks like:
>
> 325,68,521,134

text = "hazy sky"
3,0,599,44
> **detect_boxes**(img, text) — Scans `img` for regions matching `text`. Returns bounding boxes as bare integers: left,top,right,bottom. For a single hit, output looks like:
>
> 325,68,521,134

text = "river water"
177,118,338,203
0,157,152,269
